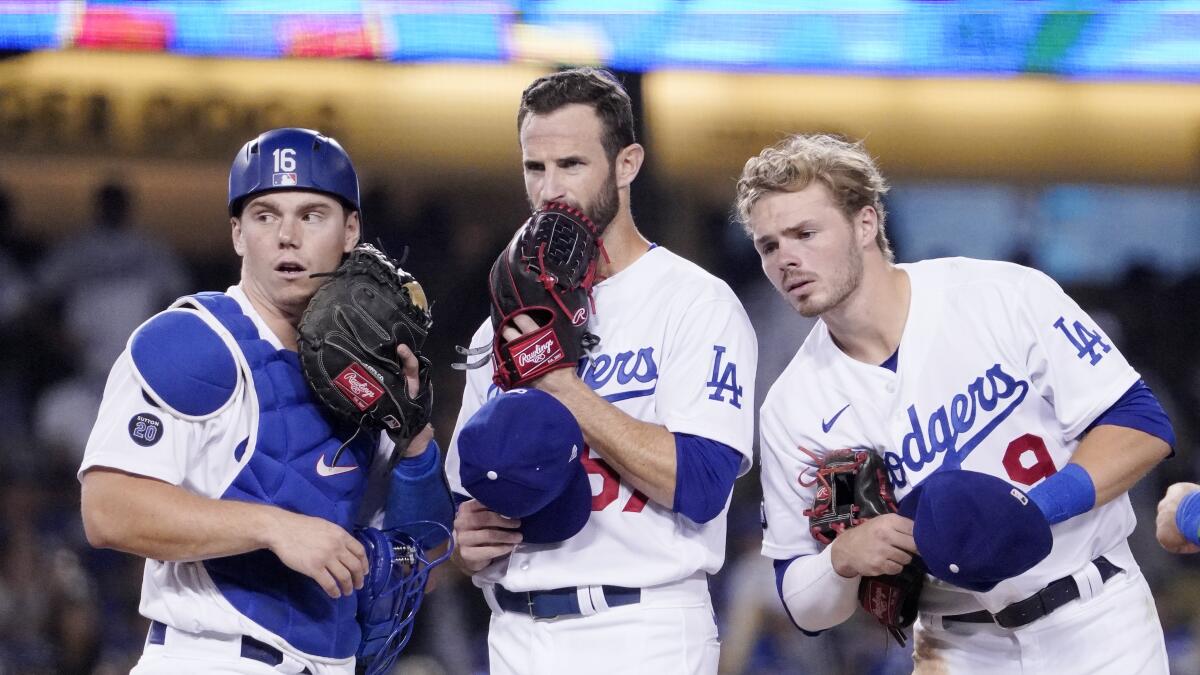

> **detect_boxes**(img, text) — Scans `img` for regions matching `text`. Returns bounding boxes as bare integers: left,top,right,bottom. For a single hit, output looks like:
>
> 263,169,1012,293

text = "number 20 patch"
128,413,163,447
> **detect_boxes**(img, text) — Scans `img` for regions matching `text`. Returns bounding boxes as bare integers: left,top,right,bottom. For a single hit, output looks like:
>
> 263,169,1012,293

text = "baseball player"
738,134,1175,673
78,128,451,674
444,68,758,674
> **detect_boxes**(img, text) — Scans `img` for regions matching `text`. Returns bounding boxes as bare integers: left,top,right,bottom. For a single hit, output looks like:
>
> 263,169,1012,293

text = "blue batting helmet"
228,127,360,216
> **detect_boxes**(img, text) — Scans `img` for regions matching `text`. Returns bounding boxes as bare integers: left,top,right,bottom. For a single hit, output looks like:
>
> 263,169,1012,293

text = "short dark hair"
517,67,636,162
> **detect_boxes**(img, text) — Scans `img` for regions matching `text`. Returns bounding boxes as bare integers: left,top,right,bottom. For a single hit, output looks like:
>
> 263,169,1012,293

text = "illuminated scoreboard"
0,1,1196,81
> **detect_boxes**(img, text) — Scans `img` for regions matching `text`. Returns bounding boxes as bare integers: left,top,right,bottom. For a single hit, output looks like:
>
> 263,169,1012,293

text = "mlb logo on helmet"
899,469,1052,593
272,172,298,187
458,388,591,544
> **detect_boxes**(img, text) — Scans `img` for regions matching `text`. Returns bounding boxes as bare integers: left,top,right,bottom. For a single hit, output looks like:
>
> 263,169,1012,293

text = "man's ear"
615,143,644,189
231,217,245,256
856,205,879,249
345,211,362,252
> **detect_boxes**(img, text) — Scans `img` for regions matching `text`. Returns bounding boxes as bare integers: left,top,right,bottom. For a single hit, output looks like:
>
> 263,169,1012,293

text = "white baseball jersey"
761,257,1145,615
79,285,392,674
447,246,757,591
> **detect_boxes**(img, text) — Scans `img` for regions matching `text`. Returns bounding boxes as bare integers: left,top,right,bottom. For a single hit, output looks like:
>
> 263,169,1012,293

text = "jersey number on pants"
579,445,649,512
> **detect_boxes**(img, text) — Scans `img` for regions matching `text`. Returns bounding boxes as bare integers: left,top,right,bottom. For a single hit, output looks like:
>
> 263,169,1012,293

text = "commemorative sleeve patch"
128,412,163,447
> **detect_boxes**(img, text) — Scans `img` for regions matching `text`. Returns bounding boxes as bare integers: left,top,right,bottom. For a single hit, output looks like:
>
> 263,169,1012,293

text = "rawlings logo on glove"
516,338,560,369
334,364,386,410
457,202,603,389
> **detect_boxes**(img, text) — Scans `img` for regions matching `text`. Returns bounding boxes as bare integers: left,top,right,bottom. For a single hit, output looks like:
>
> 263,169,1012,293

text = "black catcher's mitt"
480,202,602,390
802,448,925,646
298,244,433,448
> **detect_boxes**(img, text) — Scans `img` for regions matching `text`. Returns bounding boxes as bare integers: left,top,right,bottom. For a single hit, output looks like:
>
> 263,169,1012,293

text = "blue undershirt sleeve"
672,433,742,524
384,439,454,549
1085,379,1175,451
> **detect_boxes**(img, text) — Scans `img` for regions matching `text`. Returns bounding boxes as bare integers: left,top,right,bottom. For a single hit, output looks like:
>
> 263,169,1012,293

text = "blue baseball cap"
458,388,591,544
899,469,1052,593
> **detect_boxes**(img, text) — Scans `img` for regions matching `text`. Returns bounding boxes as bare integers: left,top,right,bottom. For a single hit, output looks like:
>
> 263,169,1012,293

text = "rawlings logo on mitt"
801,447,925,646
457,202,602,389
298,245,433,451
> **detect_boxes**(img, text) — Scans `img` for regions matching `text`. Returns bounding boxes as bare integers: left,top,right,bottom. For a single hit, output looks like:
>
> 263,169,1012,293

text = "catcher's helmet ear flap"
228,127,360,217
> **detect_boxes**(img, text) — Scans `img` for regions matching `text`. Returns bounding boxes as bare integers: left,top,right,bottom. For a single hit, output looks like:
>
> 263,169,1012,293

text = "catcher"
78,127,452,675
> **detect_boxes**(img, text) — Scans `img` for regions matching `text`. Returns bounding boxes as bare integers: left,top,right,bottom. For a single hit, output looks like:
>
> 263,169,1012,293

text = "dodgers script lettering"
884,363,1029,486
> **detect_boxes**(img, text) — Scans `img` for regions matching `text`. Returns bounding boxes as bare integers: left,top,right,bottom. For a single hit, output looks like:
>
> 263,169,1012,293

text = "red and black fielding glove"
486,202,602,390
803,448,925,646
297,244,433,455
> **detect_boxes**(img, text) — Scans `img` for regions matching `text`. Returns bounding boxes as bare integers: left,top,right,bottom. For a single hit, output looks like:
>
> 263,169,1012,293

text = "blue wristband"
1175,490,1200,547
1027,463,1096,525
392,438,439,478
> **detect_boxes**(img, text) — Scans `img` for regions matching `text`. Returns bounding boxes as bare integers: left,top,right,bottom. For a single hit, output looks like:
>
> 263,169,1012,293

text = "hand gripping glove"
354,526,451,675
466,202,602,390
802,448,925,646
298,244,433,451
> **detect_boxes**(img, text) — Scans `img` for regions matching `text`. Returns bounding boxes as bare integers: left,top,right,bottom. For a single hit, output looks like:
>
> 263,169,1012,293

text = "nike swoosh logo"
315,454,358,477
821,404,851,433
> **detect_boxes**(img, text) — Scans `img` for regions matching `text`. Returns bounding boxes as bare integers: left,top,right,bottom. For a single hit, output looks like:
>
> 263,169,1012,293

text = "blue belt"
494,584,642,619
148,620,312,673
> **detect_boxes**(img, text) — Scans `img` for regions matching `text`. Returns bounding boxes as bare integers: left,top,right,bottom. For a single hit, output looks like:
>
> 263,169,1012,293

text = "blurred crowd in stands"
1,179,1199,674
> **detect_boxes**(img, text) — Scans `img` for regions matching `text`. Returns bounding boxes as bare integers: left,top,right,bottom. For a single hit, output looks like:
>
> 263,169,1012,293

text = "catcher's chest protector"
186,292,374,659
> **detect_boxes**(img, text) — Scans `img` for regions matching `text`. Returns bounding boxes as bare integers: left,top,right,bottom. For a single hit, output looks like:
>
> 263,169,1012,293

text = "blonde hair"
735,133,893,262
